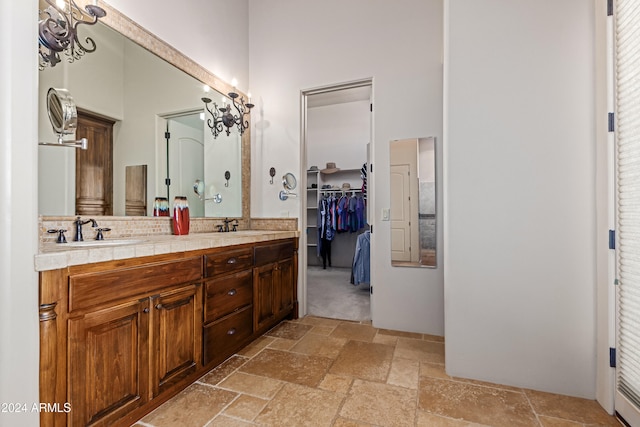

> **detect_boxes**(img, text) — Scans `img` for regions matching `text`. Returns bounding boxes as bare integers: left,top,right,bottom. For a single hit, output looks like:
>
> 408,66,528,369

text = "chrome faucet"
73,216,97,241
217,218,238,233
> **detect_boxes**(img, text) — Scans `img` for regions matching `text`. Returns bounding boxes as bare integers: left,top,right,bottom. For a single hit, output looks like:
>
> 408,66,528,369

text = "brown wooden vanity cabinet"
253,241,298,333
67,297,150,426
203,247,255,365
39,238,297,427
151,283,202,397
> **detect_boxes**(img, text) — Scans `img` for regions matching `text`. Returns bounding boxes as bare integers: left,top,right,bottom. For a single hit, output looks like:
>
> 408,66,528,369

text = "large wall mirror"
37,1,249,219
390,137,436,268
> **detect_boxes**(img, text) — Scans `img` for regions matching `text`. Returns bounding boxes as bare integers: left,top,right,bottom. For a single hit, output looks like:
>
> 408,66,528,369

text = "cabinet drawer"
205,248,253,277
68,257,202,312
203,306,253,364
254,241,294,266
204,270,253,323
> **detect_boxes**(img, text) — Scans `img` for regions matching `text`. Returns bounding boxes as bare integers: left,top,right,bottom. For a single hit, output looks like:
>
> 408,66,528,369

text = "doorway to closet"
301,80,372,322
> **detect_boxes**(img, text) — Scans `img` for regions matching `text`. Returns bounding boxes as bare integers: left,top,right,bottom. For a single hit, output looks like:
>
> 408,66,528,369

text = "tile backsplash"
39,216,298,248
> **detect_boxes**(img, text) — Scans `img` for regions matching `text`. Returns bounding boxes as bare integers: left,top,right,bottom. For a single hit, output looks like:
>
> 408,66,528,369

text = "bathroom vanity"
36,231,298,427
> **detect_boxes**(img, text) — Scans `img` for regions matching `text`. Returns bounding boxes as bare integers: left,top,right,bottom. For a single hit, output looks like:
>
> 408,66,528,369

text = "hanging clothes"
348,196,358,232
361,163,367,200
356,196,366,230
318,194,336,268
352,230,371,285
337,194,350,232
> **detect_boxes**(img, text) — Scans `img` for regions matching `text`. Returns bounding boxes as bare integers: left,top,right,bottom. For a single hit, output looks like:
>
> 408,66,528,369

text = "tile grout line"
521,388,546,427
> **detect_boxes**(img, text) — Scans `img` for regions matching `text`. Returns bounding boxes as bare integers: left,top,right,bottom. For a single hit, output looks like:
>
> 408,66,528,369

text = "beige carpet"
306,266,370,321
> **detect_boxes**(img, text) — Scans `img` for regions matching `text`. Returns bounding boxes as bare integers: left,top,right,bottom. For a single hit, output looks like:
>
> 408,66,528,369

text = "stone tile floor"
133,316,622,427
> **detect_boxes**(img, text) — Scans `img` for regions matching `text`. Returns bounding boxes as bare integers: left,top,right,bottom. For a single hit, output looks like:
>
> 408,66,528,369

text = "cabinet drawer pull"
143,308,149,313
227,288,237,296
227,328,236,335
227,257,237,264
155,303,163,310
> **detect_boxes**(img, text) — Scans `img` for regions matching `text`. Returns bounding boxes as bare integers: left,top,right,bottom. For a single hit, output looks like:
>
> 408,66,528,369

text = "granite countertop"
35,230,300,271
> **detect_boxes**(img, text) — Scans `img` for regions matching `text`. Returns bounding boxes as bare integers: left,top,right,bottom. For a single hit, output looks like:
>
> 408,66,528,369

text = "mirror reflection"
38,20,242,218
390,137,436,268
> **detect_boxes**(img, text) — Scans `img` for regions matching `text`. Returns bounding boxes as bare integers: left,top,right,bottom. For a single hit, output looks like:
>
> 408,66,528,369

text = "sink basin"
64,239,143,248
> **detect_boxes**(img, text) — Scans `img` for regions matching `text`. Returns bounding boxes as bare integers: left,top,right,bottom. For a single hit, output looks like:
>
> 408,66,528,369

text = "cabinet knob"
228,288,237,296
227,257,237,264
143,308,149,313
227,328,236,335
155,303,163,310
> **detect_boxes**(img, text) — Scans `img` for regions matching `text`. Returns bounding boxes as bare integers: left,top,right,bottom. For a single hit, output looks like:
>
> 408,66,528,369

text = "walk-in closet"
303,82,372,322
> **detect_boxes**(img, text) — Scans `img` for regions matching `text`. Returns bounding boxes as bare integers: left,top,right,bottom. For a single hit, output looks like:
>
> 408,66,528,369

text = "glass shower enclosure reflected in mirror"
389,137,436,268
162,111,242,218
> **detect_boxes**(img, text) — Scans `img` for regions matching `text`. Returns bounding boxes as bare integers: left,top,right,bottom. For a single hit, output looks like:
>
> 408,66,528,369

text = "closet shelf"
318,189,362,194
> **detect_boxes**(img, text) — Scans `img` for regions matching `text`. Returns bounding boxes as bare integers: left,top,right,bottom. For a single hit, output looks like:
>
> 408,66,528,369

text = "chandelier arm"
203,100,225,138
39,0,106,68
231,97,247,117
39,10,72,53
75,35,97,54
240,118,250,133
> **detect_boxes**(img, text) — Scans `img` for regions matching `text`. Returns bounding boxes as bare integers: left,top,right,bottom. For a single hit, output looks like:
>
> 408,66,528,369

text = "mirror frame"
71,0,251,221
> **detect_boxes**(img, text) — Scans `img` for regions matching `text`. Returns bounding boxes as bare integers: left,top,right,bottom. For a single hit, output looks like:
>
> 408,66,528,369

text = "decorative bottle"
172,196,190,235
153,197,170,217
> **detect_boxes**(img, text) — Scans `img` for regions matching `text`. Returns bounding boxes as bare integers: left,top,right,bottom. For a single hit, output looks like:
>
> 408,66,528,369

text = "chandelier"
38,0,107,69
201,80,254,139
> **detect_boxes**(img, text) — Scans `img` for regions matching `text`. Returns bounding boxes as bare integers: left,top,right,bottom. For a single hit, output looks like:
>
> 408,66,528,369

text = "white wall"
444,0,598,397
204,131,242,218
105,0,249,93
1,0,40,426
307,100,370,171
249,0,445,335
249,0,444,335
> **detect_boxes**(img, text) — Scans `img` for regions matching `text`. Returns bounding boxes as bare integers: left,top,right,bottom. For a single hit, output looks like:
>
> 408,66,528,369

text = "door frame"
299,78,373,319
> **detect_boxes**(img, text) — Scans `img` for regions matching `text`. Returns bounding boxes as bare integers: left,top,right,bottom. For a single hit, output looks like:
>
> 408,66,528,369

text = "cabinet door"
275,258,295,317
152,283,201,397
68,298,150,427
253,263,276,331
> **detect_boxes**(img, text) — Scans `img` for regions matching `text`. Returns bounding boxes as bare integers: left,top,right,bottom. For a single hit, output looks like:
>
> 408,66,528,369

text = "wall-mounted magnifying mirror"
279,172,298,201
193,179,204,199
390,137,436,268
39,88,88,150
48,88,76,134
283,172,297,190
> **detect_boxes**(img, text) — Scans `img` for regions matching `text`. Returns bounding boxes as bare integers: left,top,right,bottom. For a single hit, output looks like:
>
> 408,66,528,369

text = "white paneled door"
390,164,411,262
